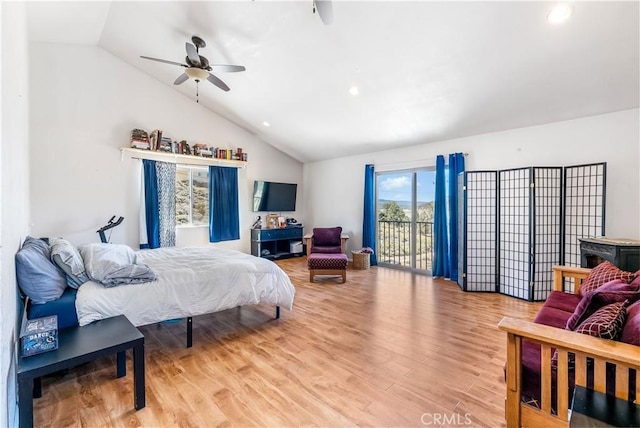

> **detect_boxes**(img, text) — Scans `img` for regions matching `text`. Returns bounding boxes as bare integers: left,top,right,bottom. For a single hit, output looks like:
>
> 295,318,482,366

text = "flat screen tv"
252,181,297,212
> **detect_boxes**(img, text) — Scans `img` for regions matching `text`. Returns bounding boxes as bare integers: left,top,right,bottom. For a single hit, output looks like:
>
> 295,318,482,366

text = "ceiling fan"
313,0,333,25
140,36,245,94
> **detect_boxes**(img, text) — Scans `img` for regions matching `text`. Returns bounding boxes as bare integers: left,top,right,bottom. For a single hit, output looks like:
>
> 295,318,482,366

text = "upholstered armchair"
304,227,349,257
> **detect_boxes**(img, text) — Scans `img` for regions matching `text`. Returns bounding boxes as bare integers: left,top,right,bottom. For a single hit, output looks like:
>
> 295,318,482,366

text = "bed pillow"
15,236,67,304
78,243,156,287
579,261,636,297
50,238,89,289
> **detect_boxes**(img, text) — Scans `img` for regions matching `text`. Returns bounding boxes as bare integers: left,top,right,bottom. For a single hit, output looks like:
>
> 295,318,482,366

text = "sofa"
498,263,640,428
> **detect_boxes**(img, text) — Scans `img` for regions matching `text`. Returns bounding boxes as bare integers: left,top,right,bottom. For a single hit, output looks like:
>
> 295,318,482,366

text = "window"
176,166,209,226
376,169,435,272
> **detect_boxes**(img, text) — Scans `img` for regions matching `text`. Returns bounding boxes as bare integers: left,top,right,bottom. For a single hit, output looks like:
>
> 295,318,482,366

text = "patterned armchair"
304,227,349,257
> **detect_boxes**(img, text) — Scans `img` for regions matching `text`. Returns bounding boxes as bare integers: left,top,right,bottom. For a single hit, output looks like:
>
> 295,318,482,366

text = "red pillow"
579,261,636,297
574,301,627,340
566,285,639,331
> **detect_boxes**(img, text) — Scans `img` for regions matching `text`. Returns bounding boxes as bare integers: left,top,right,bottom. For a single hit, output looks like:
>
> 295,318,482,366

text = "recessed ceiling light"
262,121,270,127
546,4,573,24
349,86,359,96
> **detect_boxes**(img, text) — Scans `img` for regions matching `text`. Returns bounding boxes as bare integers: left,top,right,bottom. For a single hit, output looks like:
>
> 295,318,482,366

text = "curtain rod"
373,152,469,168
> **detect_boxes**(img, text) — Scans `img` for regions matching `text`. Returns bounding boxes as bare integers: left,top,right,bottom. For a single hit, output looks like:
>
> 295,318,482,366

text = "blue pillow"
50,238,89,288
15,236,67,304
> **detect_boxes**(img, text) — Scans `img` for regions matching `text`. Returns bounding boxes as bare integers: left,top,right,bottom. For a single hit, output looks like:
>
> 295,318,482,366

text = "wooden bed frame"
498,265,640,428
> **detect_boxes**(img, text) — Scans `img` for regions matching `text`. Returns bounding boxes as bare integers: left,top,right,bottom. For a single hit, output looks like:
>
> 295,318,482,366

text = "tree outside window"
176,166,209,226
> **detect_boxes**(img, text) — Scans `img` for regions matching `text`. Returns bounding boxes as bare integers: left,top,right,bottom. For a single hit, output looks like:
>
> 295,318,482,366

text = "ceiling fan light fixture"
546,4,573,24
349,86,359,96
185,67,209,81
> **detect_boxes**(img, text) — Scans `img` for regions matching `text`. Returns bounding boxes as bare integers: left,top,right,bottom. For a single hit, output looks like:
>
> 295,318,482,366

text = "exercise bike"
97,216,124,243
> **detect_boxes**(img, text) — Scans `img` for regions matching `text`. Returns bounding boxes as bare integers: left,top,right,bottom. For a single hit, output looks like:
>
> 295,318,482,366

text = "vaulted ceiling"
27,1,640,162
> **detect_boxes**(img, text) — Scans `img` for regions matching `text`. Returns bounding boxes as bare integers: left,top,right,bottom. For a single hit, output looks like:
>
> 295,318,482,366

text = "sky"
377,170,437,203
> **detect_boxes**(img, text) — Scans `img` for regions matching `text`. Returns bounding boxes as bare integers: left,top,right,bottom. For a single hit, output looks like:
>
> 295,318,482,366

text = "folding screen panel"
498,168,531,300
458,171,498,292
563,163,607,266
531,167,563,301
562,162,606,293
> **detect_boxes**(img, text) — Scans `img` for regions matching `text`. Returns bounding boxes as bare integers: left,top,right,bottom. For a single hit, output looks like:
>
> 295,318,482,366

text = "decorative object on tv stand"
266,214,279,229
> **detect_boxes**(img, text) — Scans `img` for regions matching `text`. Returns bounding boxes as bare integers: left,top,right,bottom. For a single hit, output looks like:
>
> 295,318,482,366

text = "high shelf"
251,227,304,260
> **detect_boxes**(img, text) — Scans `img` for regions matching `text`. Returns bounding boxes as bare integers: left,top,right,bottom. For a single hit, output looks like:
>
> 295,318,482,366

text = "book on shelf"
128,130,248,162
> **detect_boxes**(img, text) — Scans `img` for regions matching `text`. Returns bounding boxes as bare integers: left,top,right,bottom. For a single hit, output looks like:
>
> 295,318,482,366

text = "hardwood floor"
32,258,542,427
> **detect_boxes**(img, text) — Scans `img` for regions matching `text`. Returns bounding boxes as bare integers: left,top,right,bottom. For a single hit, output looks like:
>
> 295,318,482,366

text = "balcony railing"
377,220,434,271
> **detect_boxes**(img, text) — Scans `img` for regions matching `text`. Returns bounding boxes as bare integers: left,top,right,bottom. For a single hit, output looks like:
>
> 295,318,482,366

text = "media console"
251,227,304,260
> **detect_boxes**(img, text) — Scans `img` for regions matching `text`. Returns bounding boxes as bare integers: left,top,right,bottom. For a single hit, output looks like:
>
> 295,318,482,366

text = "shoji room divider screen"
457,171,498,292
457,162,605,301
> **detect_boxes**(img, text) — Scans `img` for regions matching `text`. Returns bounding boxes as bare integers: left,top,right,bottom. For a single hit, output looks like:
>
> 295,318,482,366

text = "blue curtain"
209,166,240,242
141,159,160,249
447,153,465,281
433,155,449,277
363,164,378,265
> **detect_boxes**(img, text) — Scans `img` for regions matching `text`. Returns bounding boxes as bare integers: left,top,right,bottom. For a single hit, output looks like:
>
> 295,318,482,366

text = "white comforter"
75,246,296,327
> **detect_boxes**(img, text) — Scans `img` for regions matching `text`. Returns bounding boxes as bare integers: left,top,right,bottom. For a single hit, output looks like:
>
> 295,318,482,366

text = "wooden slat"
541,344,552,413
616,365,629,400
521,405,566,428
594,359,606,393
556,351,569,421
575,352,587,388
506,333,522,428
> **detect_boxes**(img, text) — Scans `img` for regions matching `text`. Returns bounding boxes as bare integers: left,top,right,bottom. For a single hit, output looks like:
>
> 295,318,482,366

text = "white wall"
304,109,640,253
29,43,303,253
1,2,30,427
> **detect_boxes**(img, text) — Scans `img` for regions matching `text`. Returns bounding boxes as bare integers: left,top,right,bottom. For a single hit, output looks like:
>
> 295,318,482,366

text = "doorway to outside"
376,169,435,273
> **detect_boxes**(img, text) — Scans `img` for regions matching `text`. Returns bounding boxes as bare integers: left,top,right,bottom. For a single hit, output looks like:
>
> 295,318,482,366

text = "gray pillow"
78,243,156,287
15,236,67,304
50,238,89,288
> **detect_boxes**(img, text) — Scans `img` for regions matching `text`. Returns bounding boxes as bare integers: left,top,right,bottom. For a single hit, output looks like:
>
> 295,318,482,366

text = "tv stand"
251,227,304,260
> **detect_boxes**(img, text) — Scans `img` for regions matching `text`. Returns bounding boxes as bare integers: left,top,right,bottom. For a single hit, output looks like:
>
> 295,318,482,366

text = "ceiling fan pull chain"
196,79,200,103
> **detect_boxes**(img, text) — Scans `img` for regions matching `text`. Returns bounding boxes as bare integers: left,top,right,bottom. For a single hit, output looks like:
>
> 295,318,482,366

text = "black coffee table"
17,315,145,428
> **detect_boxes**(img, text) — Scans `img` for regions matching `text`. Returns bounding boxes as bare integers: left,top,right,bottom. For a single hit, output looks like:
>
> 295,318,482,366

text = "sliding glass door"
376,169,435,273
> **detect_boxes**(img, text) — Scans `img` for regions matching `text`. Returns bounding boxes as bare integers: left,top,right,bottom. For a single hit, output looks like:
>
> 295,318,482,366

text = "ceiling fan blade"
140,56,187,67
211,64,246,73
206,73,230,92
174,73,189,85
185,42,201,66
315,0,333,25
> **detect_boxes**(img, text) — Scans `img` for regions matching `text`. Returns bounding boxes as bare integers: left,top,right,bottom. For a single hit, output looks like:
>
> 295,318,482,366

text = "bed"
18,238,295,347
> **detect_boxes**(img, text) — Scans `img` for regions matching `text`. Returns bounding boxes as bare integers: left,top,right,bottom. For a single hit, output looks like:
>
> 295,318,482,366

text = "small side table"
570,386,639,427
17,315,145,428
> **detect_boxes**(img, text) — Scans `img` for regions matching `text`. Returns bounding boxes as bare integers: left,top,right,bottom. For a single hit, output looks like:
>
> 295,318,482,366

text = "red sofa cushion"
521,291,580,409
621,300,640,345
